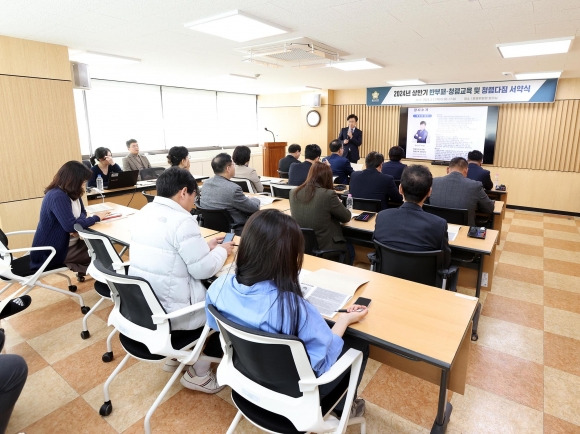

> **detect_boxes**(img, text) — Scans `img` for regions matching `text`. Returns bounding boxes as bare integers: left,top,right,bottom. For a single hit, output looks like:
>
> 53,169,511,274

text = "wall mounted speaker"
71,62,91,89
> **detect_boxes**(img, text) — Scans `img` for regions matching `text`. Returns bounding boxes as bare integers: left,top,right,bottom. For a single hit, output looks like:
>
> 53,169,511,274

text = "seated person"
88,147,123,187
232,145,263,193
290,162,353,262
31,161,110,277
429,157,495,226
167,146,190,170
278,143,301,176
349,151,402,210
325,140,354,185
206,209,369,418
381,146,407,180
288,144,322,186
466,150,493,190
122,139,151,171
200,153,260,234
130,167,234,393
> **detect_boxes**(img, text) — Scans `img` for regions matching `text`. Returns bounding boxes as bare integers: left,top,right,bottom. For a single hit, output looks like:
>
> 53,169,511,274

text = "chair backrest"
93,260,176,356
352,197,381,212
372,240,443,288
270,184,295,199
139,167,165,181
142,191,155,203
208,304,330,432
195,206,234,233
231,178,254,194
82,159,92,169
277,170,289,179
0,228,12,264
74,224,126,279
423,204,469,226
300,228,320,256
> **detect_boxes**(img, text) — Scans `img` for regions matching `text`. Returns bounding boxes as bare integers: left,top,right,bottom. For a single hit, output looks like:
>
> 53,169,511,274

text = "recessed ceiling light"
329,59,382,71
497,37,573,58
514,71,562,80
388,79,425,86
184,10,287,42
68,50,140,65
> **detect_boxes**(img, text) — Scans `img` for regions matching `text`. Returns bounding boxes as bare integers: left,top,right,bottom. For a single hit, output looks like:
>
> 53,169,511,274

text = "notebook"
105,170,139,189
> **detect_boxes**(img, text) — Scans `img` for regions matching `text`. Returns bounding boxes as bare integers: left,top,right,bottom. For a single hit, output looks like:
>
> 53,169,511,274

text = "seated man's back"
288,161,312,186
349,151,402,209
326,140,353,184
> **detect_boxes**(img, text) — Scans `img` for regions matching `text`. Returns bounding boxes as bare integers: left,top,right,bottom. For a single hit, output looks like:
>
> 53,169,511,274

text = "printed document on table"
86,203,113,213
447,224,460,242
256,196,281,205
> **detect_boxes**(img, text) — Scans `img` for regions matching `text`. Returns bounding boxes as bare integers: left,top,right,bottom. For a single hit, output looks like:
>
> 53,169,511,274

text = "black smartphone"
354,212,376,221
354,296,372,308
222,232,235,243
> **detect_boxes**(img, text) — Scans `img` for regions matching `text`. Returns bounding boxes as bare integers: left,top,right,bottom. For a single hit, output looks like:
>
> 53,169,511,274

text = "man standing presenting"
122,139,151,171
338,114,363,164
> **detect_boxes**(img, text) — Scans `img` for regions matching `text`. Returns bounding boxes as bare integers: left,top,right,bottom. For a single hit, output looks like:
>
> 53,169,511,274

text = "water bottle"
96,174,104,191
494,173,499,189
346,194,353,211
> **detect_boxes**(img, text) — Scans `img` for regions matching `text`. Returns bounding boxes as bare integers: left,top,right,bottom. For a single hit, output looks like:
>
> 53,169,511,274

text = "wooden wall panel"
0,76,81,202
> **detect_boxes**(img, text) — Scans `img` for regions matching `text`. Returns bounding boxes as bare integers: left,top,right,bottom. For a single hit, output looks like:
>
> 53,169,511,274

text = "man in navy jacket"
382,146,407,180
466,150,493,190
350,152,402,209
338,114,363,163
325,140,354,185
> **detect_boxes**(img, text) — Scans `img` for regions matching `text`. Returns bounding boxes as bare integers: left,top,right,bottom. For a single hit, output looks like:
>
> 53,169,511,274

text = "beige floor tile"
544,366,580,426
27,315,111,364
2,283,68,314
0,320,25,348
498,251,544,270
544,271,580,294
358,357,382,394
447,384,543,434
345,401,428,434
4,341,49,375
543,216,577,226
544,247,580,264
476,316,544,364
83,360,183,433
505,232,544,246
544,229,580,242
510,218,545,228
7,366,79,433
543,413,580,433
490,276,543,305
544,287,580,315
544,306,580,341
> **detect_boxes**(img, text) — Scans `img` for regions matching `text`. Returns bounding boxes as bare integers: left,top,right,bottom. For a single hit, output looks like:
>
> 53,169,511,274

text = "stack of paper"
86,203,113,213
447,224,460,242
256,196,282,206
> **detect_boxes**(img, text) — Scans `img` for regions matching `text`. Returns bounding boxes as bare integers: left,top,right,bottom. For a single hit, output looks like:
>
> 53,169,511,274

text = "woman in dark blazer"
289,162,351,259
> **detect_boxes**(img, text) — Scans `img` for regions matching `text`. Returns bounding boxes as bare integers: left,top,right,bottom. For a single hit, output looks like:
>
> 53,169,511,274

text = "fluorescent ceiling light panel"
68,50,141,65
388,79,425,86
329,59,382,71
497,37,573,58
514,71,562,80
184,10,287,42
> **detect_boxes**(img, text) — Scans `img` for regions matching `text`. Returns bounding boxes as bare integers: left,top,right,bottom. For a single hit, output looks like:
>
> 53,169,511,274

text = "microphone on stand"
264,127,276,142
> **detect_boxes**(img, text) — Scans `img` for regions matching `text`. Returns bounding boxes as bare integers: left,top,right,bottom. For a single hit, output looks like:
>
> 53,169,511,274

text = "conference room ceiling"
1,0,579,94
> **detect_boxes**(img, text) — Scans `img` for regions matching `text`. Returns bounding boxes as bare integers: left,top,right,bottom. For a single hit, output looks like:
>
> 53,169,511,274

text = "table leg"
475,254,483,298
431,369,452,434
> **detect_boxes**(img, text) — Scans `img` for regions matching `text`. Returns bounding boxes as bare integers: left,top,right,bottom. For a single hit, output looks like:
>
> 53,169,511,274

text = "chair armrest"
111,261,130,272
367,252,377,264
437,265,459,277
4,230,36,237
151,300,206,324
298,348,362,392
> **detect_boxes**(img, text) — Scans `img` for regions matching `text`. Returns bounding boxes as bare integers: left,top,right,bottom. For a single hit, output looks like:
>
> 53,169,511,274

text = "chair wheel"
77,273,86,282
102,352,114,363
69,285,77,292
80,330,90,340
99,400,113,416
81,306,90,314
471,332,478,341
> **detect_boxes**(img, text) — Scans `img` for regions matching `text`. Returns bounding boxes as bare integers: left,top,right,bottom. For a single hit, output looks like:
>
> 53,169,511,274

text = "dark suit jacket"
429,171,495,226
467,163,493,190
288,161,312,186
414,129,428,143
374,202,451,267
326,154,354,185
290,187,351,252
381,161,407,180
338,127,363,163
349,169,402,210
278,155,300,173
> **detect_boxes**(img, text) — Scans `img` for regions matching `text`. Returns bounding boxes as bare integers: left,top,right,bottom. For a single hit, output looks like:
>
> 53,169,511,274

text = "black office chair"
82,159,92,169
277,170,289,179
352,198,381,212
139,167,165,181
195,206,236,233
301,228,346,263
230,178,251,193
270,184,295,199
423,204,469,226
142,192,155,203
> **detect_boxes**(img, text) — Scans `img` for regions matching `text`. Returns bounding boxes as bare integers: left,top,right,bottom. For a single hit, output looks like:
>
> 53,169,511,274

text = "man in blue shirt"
325,140,354,185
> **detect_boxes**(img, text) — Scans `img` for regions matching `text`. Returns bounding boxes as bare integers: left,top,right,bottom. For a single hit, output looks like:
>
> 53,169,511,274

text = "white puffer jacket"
130,196,227,330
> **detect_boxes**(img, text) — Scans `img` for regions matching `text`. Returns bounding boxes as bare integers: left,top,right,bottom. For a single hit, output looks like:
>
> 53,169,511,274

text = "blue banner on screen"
367,79,558,105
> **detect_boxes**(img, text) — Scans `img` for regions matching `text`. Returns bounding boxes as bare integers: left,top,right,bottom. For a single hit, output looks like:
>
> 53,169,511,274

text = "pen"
335,308,365,313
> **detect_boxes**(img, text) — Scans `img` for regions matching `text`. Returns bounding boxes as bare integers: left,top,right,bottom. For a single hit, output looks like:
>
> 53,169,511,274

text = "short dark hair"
126,139,137,148
288,144,301,154
388,146,405,161
400,165,433,204
167,146,189,166
347,114,358,122
420,121,426,126
232,146,251,166
211,153,232,174
365,151,384,169
90,147,112,166
329,140,342,153
449,157,468,170
45,161,92,201
467,150,483,162
156,167,198,197
304,144,322,161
